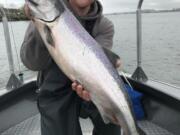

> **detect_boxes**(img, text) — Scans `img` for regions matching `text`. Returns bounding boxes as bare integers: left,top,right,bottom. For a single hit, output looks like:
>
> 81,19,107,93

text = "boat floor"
0,87,174,135
0,113,174,135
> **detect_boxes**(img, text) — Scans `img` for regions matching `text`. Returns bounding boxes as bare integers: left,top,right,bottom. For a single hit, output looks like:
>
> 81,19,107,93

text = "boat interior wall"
127,78,180,135
0,82,38,133
0,81,37,105
143,97,180,135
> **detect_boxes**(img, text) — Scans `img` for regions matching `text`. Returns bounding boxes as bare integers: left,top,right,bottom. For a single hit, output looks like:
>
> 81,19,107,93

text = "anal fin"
101,115,110,124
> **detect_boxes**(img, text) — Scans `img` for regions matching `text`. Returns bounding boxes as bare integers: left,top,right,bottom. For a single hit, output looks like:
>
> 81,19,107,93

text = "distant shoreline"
1,8,180,22
106,9,180,15
0,8,29,22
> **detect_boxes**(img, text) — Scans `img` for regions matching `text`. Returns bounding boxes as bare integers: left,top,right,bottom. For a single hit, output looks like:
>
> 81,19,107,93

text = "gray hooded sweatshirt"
20,0,115,71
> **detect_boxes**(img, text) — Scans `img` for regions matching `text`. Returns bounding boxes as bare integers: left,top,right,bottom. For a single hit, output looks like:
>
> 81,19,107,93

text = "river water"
0,12,180,88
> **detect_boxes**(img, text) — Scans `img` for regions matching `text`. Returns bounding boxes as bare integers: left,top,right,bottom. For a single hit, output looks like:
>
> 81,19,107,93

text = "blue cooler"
125,85,145,120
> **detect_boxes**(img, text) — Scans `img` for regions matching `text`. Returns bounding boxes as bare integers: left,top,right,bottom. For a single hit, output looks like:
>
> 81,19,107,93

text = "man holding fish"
21,0,122,135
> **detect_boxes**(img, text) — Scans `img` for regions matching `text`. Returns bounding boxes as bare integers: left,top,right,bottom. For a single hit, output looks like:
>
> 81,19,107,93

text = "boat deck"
0,83,174,135
1,113,174,135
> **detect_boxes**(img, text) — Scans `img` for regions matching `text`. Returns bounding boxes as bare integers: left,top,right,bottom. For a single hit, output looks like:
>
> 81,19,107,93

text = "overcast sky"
0,0,180,13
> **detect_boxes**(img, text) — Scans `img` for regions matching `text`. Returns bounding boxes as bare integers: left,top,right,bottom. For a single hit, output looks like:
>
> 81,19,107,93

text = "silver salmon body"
27,0,143,134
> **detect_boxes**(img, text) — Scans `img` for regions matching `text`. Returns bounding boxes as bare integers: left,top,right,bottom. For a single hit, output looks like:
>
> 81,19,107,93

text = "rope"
9,22,22,73
118,67,134,91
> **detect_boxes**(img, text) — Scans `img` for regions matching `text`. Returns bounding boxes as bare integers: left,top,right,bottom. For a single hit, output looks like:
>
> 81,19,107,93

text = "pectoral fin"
44,25,54,47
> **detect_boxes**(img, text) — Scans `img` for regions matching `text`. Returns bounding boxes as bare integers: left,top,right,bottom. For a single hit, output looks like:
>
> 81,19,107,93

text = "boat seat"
1,114,174,135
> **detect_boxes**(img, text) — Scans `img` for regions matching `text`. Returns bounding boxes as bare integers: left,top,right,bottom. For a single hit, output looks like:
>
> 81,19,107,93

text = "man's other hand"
24,3,33,20
115,58,122,69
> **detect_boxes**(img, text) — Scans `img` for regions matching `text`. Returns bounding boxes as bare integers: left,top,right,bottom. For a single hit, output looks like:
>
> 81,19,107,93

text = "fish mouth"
27,0,61,22
40,15,60,23
28,0,39,7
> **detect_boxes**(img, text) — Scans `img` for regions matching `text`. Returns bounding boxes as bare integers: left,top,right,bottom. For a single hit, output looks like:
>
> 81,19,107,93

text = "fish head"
26,0,65,22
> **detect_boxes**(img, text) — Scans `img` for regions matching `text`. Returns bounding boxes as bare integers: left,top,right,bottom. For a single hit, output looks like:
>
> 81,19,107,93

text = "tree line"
0,8,28,21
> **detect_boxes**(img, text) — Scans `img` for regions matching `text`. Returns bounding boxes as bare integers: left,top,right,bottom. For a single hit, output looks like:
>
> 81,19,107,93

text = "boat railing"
132,0,148,82
1,7,23,90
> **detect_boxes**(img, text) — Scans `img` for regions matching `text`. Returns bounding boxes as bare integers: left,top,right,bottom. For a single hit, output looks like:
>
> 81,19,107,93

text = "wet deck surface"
1,114,174,135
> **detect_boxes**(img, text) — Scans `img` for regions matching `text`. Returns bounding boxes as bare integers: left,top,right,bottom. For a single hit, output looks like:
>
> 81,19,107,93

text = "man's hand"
115,58,121,69
24,3,33,20
72,81,91,101
72,59,122,101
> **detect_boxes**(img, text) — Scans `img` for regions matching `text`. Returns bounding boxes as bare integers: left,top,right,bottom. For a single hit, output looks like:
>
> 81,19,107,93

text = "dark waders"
37,62,120,135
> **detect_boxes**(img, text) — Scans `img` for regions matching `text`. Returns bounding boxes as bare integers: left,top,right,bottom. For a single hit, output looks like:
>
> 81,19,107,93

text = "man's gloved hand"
72,59,122,101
